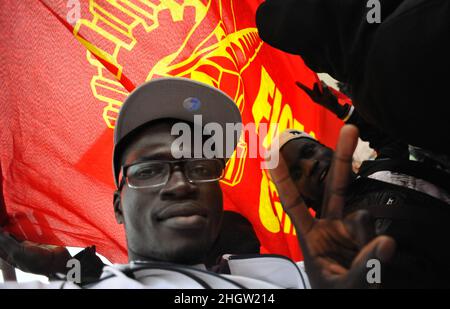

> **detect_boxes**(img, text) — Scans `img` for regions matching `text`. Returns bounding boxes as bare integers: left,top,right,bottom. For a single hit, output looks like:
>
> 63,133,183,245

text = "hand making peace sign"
268,125,396,288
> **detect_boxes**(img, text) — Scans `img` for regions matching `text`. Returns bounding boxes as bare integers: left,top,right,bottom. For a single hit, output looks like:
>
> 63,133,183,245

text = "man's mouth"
156,204,208,230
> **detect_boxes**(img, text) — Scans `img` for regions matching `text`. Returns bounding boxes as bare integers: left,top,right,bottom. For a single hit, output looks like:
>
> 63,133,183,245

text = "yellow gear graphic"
73,0,263,187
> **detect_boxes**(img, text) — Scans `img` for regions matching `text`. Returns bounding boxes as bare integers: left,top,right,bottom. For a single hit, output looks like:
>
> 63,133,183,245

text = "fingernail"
375,239,395,262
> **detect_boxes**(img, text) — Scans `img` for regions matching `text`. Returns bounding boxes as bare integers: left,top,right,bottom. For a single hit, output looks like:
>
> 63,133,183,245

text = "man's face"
115,121,223,265
280,138,334,206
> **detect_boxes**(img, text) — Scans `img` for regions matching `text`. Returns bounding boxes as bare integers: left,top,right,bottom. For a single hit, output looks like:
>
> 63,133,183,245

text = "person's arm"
0,164,17,281
0,161,104,283
1,169,74,278
296,81,352,120
266,125,396,288
0,231,104,283
0,231,72,276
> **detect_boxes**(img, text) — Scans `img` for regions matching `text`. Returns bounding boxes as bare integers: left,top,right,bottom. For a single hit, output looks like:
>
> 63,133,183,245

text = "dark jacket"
256,0,450,155
346,109,409,160
343,158,450,288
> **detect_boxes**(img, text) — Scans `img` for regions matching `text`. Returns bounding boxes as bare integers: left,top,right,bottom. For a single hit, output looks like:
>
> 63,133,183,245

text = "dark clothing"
344,159,450,288
48,246,104,285
330,106,450,287
205,211,260,268
256,0,450,155
346,109,409,160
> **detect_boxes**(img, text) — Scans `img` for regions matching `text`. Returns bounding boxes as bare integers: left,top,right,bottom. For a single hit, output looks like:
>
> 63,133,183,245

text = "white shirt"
0,255,310,289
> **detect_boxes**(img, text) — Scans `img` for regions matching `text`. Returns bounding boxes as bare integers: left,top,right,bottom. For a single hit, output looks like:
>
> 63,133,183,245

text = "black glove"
296,81,351,119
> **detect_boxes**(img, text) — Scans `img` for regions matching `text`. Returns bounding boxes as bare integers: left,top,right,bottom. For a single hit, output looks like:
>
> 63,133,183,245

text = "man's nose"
159,168,198,200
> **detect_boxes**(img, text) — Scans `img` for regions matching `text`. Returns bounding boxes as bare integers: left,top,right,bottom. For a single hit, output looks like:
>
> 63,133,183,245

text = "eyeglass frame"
118,158,226,190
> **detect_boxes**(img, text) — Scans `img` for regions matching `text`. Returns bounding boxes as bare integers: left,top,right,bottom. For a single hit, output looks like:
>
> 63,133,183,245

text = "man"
256,0,450,156
1,78,393,288
2,78,302,288
267,125,396,288
279,80,408,214
271,126,450,287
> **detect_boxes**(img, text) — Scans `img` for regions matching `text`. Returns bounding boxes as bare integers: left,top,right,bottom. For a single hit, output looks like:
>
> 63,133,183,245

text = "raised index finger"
321,125,359,219
266,148,315,236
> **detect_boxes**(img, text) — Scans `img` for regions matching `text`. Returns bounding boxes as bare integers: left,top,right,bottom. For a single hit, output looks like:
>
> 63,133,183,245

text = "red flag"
0,0,343,263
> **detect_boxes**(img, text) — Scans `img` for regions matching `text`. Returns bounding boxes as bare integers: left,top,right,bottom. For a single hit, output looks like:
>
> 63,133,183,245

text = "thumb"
343,210,375,248
345,236,396,288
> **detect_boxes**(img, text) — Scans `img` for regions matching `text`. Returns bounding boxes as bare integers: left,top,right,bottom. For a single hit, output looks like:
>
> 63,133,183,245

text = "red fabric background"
0,0,343,263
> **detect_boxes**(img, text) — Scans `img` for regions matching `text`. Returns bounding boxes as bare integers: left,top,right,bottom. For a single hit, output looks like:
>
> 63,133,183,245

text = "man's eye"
133,166,164,179
300,144,315,158
190,165,213,177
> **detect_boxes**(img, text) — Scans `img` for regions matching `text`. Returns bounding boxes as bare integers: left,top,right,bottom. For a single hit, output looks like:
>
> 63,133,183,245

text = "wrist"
339,104,354,121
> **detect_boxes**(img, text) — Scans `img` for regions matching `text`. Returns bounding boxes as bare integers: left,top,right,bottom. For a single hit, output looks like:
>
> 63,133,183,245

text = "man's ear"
113,190,124,224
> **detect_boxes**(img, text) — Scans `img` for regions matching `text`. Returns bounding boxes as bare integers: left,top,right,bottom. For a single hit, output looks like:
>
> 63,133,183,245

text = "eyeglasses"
120,158,225,189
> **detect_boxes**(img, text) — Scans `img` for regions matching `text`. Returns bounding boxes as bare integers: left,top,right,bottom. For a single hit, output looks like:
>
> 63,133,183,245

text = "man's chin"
148,232,214,265
162,243,211,266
